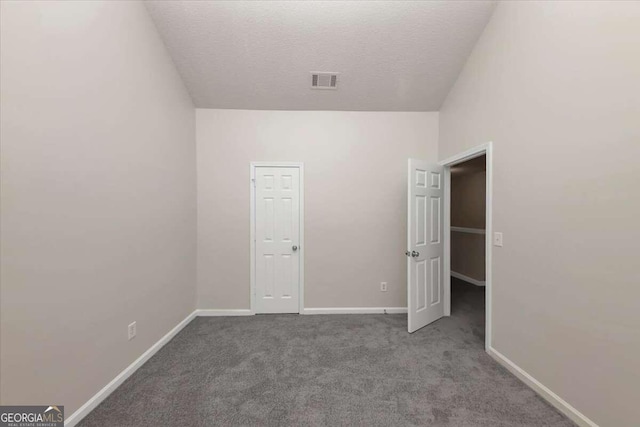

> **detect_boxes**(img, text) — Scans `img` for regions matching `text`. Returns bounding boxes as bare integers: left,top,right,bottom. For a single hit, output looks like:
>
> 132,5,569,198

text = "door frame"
439,142,493,350
250,162,305,314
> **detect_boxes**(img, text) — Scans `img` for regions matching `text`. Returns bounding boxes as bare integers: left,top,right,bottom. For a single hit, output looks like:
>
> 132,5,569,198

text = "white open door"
407,159,444,333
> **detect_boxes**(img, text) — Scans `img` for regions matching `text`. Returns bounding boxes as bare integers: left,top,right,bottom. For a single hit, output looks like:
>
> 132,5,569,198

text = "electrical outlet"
380,282,388,292
128,321,136,340
493,232,503,247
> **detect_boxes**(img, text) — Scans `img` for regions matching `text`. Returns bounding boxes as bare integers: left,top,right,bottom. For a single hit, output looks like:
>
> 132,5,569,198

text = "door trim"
250,162,305,314
439,142,493,351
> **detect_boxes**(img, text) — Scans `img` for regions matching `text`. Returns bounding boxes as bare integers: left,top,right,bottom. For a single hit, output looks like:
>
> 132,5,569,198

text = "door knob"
292,245,298,251
411,251,419,257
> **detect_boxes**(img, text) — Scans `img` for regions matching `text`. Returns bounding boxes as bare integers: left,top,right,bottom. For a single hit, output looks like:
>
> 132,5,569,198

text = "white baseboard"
196,309,253,316
197,308,408,316
301,307,408,315
65,310,198,427
487,347,598,427
451,271,485,286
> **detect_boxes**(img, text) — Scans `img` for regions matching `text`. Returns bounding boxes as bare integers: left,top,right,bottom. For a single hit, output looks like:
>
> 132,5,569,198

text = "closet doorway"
442,143,492,350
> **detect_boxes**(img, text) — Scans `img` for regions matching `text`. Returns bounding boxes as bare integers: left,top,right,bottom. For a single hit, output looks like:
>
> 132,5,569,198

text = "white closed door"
254,167,301,313
407,159,444,333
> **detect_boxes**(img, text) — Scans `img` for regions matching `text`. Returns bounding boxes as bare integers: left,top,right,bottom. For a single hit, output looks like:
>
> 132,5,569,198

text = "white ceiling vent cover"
311,72,339,90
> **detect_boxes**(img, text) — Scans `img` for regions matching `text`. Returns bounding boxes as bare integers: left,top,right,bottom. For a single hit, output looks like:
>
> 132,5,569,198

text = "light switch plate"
493,232,503,247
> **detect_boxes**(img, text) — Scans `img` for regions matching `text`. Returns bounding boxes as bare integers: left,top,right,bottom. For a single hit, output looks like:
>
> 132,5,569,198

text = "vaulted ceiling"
145,1,496,111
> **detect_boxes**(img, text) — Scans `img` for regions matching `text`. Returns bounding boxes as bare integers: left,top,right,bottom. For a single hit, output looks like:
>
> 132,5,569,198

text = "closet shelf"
451,226,485,235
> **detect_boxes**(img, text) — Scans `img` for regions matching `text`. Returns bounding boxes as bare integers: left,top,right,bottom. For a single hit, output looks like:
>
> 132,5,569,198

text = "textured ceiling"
144,1,496,111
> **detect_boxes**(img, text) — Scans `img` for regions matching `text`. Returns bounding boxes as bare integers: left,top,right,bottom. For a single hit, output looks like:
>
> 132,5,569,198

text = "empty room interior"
1,1,638,426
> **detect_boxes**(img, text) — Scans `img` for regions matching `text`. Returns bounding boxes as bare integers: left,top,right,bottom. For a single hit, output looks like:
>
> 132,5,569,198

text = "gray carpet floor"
79,279,574,426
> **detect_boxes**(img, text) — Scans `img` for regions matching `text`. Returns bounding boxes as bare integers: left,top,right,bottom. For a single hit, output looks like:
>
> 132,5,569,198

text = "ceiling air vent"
311,72,339,90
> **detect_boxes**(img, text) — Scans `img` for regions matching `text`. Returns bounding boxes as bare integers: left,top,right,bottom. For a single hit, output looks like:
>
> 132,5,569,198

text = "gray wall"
196,109,439,309
439,2,640,425
0,1,196,415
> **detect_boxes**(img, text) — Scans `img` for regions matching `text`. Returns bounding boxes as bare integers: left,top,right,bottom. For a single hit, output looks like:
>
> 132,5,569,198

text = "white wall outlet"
128,321,136,340
380,282,388,292
493,232,503,247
